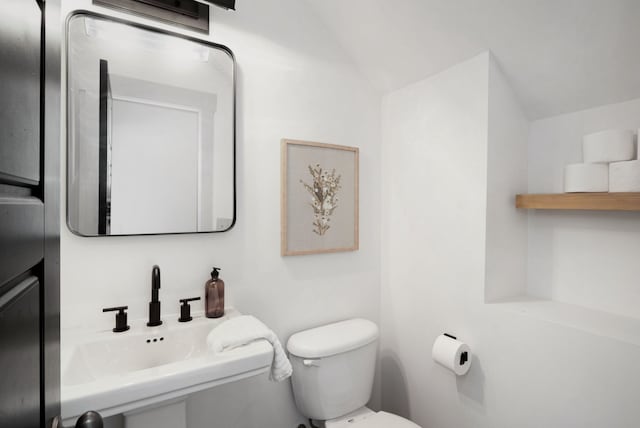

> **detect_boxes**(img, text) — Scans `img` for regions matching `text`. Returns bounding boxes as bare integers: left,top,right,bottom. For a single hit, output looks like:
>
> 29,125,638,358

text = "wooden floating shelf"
515,193,640,211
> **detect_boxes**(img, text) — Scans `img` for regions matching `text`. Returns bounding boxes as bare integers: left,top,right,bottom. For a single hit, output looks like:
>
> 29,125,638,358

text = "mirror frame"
65,10,236,237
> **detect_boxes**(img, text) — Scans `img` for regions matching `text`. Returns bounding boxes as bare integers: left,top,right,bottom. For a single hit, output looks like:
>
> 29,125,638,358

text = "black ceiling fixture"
134,0,202,17
135,0,235,13
204,0,235,10
93,0,236,33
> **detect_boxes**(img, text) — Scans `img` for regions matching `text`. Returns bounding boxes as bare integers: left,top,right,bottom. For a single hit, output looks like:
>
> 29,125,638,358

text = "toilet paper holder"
443,333,468,366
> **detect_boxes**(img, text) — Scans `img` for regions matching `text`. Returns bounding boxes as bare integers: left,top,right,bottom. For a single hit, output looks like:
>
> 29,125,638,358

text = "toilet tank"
287,319,379,421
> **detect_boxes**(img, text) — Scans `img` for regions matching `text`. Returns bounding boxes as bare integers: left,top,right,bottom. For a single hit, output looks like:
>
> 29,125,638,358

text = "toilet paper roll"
583,129,635,163
564,163,609,193
432,334,471,376
610,160,640,192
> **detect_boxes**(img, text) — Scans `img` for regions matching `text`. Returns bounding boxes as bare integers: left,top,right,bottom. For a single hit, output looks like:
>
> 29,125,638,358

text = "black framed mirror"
66,12,236,236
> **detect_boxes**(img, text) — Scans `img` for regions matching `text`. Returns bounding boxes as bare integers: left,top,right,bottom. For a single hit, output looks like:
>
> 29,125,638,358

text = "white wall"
528,98,640,319
60,0,382,426
380,52,489,427
381,52,640,428
485,59,529,302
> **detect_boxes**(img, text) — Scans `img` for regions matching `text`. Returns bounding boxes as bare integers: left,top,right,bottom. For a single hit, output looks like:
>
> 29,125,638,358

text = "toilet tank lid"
287,319,379,359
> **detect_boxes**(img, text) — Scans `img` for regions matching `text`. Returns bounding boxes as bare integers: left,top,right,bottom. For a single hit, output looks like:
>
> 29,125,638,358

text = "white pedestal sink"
61,308,273,427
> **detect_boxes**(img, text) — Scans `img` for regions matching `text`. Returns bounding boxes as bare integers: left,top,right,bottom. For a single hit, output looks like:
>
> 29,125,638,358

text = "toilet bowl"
286,319,421,428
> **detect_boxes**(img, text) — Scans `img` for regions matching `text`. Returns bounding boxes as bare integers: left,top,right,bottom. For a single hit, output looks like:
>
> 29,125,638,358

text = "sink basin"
61,308,273,424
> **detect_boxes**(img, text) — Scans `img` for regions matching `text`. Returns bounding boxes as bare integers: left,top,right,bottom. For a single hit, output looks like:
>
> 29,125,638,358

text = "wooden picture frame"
281,139,359,256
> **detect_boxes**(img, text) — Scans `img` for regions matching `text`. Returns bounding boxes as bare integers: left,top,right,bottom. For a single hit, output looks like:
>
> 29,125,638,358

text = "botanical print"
281,139,358,256
300,164,342,236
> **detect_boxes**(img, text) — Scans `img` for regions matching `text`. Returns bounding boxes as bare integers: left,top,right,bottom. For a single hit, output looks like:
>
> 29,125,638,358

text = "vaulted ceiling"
305,0,640,119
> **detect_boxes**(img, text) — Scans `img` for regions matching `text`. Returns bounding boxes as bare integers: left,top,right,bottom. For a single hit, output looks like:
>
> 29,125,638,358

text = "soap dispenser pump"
205,267,225,318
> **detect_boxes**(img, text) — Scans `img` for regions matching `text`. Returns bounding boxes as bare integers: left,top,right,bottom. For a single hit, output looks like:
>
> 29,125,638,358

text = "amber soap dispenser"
205,267,225,318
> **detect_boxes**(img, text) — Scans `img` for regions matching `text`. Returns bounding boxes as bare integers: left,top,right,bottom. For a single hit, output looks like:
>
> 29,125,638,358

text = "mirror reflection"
67,14,235,236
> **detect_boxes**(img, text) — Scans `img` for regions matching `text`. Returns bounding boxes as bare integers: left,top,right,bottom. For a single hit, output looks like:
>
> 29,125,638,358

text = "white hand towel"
206,315,293,382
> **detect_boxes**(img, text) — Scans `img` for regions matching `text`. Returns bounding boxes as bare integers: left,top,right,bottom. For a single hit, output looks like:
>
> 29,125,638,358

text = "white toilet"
287,319,421,428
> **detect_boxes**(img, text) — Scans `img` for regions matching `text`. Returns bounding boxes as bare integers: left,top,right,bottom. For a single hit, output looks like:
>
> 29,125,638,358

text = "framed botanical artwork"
281,139,359,256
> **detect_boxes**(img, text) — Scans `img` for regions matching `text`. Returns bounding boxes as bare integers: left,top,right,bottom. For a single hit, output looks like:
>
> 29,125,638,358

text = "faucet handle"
178,297,201,323
102,306,130,333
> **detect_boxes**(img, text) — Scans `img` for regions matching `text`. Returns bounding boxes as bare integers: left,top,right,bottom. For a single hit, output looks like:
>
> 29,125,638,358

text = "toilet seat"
351,411,420,428
326,410,420,428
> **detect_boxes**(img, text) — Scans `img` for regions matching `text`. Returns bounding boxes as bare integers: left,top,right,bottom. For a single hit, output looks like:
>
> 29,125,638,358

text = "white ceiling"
305,0,640,120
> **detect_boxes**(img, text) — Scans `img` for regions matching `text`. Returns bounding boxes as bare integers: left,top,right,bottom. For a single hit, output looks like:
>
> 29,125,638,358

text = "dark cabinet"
0,278,40,428
0,0,42,184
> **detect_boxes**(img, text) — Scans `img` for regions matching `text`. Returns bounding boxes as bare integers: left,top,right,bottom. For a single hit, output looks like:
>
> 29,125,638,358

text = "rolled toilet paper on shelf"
583,129,635,163
432,334,471,376
564,163,609,192
610,160,640,192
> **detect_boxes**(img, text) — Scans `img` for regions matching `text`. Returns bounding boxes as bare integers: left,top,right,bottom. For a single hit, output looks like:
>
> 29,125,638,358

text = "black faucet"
147,265,162,326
